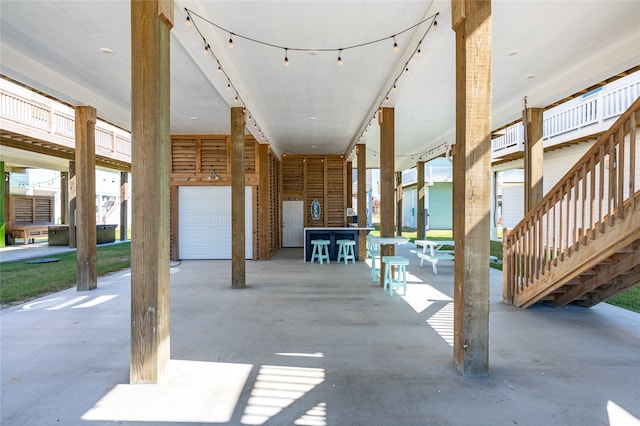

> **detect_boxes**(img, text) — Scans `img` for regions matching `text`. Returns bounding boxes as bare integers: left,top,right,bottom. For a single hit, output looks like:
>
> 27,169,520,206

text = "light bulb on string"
433,19,438,30
384,96,389,103
416,46,422,57
204,43,210,55
185,15,191,27
284,48,289,67
228,34,234,48
337,49,343,66
393,36,399,52
217,64,222,73
227,83,231,91
393,84,397,91
405,67,410,74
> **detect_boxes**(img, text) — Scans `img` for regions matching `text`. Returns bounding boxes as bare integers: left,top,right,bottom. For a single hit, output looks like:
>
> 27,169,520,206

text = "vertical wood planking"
258,144,270,259
74,106,97,291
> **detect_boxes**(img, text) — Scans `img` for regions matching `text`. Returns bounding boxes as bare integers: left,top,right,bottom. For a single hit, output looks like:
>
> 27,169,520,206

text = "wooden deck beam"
231,106,246,289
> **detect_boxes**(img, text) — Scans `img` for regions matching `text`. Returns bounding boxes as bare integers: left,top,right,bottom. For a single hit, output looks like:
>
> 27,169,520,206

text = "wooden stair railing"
503,97,640,308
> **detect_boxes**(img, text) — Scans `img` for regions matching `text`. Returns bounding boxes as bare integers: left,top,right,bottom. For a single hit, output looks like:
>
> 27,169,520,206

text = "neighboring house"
401,157,453,231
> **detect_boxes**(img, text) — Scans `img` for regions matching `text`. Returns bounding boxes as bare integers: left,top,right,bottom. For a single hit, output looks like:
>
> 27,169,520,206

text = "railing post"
502,227,512,304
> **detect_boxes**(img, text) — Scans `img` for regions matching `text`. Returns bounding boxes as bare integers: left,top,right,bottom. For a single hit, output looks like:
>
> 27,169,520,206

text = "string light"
183,7,439,156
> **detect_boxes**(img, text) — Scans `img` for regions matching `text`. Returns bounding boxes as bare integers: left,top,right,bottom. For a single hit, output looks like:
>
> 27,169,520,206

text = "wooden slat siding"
503,97,640,307
324,158,329,227
257,143,268,259
201,137,227,174
346,162,352,208
171,138,197,172
326,156,345,227
306,158,325,227
245,140,256,174
6,194,54,225
281,155,304,197
269,150,280,256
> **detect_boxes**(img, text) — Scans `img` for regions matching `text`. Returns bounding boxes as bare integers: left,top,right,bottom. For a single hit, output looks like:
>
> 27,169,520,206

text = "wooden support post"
231,106,246,288
346,162,353,209
395,171,403,236
75,106,97,291
452,0,492,376
357,144,367,260
0,161,4,248
524,107,544,212
60,171,68,225
68,161,76,248
379,107,395,286
120,171,129,241
130,0,173,384
417,161,426,240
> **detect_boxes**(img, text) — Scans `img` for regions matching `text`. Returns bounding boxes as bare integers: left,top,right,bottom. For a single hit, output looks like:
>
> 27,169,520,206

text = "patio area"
1,244,638,425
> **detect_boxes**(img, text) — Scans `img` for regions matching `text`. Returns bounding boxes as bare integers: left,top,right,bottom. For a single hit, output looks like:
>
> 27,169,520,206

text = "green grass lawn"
0,242,131,306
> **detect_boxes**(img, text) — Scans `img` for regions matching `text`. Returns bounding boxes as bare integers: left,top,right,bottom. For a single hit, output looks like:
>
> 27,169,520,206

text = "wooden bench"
4,195,55,245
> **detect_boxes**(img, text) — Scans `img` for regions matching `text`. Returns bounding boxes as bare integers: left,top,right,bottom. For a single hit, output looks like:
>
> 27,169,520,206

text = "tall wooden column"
524,107,544,212
0,161,4,248
395,171,403,236
120,171,129,241
231,107,246,289
357,144,367,260
68,161,76,248
60,171,68,225
130,0,173,384
75,106,97,291
417,161,426,240
451,0,492,376
379,107,395,286
346,162,353,209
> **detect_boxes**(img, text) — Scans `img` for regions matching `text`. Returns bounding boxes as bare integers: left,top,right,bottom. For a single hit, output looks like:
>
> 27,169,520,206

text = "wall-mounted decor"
311,199,321,220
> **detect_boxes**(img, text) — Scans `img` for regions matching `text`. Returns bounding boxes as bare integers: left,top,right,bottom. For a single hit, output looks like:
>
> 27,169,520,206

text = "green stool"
382,256,409,296
310,239,330,264
336,239,356,264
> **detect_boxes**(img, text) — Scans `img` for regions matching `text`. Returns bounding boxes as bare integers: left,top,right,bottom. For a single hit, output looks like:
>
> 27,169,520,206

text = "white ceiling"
1,1,639,172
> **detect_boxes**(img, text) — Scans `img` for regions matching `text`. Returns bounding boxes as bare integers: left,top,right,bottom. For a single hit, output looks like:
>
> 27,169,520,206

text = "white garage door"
178,186,253,260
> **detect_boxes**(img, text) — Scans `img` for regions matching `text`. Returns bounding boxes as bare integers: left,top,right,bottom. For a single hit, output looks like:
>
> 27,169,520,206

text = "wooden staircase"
503,97,640,308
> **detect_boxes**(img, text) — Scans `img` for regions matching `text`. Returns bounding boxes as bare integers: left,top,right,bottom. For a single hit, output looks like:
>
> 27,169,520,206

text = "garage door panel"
178,186,252,260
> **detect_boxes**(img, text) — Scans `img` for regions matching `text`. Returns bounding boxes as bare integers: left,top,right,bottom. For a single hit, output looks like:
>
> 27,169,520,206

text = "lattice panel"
201,138,227,173
282,156,304,195
34,198,53,222
171,138,197,173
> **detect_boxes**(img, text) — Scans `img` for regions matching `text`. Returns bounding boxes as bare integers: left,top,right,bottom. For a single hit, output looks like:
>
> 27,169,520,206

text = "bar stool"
336,239,356,264
382,255,409,296
310,239,330,264
366,237,381,281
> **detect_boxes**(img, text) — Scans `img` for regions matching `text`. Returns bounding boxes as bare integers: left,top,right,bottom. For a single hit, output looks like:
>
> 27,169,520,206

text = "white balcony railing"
0,88,132,162
492,71,640,159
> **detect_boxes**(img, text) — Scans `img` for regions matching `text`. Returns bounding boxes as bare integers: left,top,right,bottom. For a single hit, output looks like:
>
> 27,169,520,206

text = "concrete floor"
1,244,639,426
